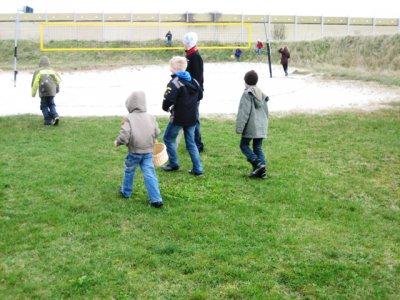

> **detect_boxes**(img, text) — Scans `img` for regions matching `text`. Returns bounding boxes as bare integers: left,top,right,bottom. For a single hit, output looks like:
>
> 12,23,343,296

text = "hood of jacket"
125,91,147,113
245,85,264,108
171,74,200,95
39,56,50,68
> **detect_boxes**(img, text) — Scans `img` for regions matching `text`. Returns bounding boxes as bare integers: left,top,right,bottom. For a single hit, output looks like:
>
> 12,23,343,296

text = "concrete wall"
1,13,399,42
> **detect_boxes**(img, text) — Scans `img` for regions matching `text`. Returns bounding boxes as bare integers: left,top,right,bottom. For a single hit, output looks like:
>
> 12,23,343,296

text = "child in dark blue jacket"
161,56,204,176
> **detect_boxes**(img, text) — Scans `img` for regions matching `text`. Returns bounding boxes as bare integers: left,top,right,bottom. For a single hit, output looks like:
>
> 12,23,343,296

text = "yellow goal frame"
40,22,253,51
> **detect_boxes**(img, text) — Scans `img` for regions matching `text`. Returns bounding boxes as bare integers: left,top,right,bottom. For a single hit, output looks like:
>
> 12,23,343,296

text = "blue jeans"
194,101,204,151
120,152,162,203
40,96,59,125
163,122,203,174
240,137,266,165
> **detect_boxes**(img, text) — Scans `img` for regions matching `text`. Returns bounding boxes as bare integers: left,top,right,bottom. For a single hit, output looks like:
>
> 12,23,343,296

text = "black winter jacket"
162,75,203,126
185,49,204,88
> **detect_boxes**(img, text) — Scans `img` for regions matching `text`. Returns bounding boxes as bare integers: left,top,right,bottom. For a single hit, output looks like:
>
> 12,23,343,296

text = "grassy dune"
0,34,399,85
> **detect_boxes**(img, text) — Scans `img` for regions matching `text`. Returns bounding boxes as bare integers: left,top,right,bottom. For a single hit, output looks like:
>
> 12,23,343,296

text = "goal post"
39,22,253,51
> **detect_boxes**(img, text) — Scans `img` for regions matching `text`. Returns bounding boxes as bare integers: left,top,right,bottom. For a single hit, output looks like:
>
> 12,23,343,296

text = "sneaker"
150,201,163,208
188,169,204,176
119,186,129,198
249,165,266,178
161,165,179,172
259,171,268,179
53,117,59,126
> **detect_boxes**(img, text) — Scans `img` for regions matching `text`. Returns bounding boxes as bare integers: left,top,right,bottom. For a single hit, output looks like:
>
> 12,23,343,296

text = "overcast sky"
2,0,399,18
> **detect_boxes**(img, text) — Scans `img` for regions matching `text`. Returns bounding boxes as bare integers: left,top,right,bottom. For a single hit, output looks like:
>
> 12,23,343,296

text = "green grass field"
1,107,399,299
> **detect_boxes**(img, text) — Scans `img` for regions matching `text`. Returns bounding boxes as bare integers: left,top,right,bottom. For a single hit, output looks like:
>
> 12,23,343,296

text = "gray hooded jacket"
115,91,161,153
236,85,269,138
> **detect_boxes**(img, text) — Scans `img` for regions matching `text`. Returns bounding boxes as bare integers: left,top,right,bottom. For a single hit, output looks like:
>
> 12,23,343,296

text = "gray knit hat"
244,70,258,85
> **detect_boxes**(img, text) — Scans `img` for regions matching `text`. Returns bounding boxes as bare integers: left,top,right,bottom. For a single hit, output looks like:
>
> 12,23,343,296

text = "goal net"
40,22,252,51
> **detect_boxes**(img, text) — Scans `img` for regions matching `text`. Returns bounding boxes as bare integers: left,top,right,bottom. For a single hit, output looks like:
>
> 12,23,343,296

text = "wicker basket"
153,142,168,167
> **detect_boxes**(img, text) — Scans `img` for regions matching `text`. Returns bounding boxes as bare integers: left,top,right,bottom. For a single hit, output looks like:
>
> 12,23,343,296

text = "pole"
13,9,20,87
263,20,272,78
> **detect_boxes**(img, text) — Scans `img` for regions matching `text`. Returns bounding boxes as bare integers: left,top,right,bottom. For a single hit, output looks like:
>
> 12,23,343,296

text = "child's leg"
240,137,257,162
163,122,181,168
252,138,266,166
40,97,52,125
140,153,162,204
48,96,59,119
183,125,203,174
120,153,139,197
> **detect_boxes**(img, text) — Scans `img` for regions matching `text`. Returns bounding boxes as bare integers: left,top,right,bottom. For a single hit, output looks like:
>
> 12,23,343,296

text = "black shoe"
259,170,268,179
249,159,265,178
119,187,129,198
150,201,163,208
161,165,179,172
189,169,204,176
53,117,59,126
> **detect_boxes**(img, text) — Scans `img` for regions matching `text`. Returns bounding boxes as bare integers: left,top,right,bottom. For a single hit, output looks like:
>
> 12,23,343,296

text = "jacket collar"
185,46,198,56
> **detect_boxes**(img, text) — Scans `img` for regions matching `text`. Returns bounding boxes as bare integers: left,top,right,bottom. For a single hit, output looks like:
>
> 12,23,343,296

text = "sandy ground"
1,62,399,117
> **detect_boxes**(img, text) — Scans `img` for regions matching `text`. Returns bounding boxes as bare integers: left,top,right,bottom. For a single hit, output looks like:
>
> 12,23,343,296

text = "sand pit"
1,62,399,117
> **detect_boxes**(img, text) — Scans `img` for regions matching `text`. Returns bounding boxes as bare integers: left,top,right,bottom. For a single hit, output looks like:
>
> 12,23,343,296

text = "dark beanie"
244,70,258,85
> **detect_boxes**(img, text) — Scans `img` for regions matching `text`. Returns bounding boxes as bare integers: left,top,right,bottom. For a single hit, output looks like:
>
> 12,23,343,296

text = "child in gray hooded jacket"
114,91,163,208
236,70,269,179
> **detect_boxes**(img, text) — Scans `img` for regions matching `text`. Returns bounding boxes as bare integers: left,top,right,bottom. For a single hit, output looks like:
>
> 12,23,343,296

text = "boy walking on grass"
31,56,61,126
236,70,269,179
114,91,163,208
161,56,204,176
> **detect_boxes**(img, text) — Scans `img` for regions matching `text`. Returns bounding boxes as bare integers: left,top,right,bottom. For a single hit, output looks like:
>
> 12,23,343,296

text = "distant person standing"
278,46,290,76
234,47,243,62
183,32,205,152
165,30,172,47
31,56,61,126
256,40,264,56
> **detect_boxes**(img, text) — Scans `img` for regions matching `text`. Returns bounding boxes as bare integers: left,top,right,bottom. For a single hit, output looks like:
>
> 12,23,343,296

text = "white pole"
373,17,376,35
294,15,298,40
13,9,20,87
321,15,324,38
268,14,271,38
241,13,244,44
347,16,350,35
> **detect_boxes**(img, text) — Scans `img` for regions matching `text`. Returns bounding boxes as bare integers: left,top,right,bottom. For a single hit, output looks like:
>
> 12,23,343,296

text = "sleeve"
31,72,41,97
53,72,62,84
188,55,204,88
162,82,178,112
263,94,269,118
115,118,131,146
236,93,252,134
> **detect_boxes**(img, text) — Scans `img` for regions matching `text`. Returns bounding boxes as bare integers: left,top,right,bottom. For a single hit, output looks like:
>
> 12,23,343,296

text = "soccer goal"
40,22,252,51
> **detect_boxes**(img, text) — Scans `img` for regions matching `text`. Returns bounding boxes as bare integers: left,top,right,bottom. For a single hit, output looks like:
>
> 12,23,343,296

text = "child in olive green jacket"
31,56,62,126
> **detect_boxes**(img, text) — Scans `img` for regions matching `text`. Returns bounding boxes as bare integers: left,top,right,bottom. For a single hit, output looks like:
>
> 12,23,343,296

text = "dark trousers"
195,101,204,151
239,137,266,165
282,64,288,75
40,96,59,125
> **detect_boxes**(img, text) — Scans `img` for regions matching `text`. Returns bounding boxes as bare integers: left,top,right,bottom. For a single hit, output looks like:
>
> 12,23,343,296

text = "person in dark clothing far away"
278,46,290,76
